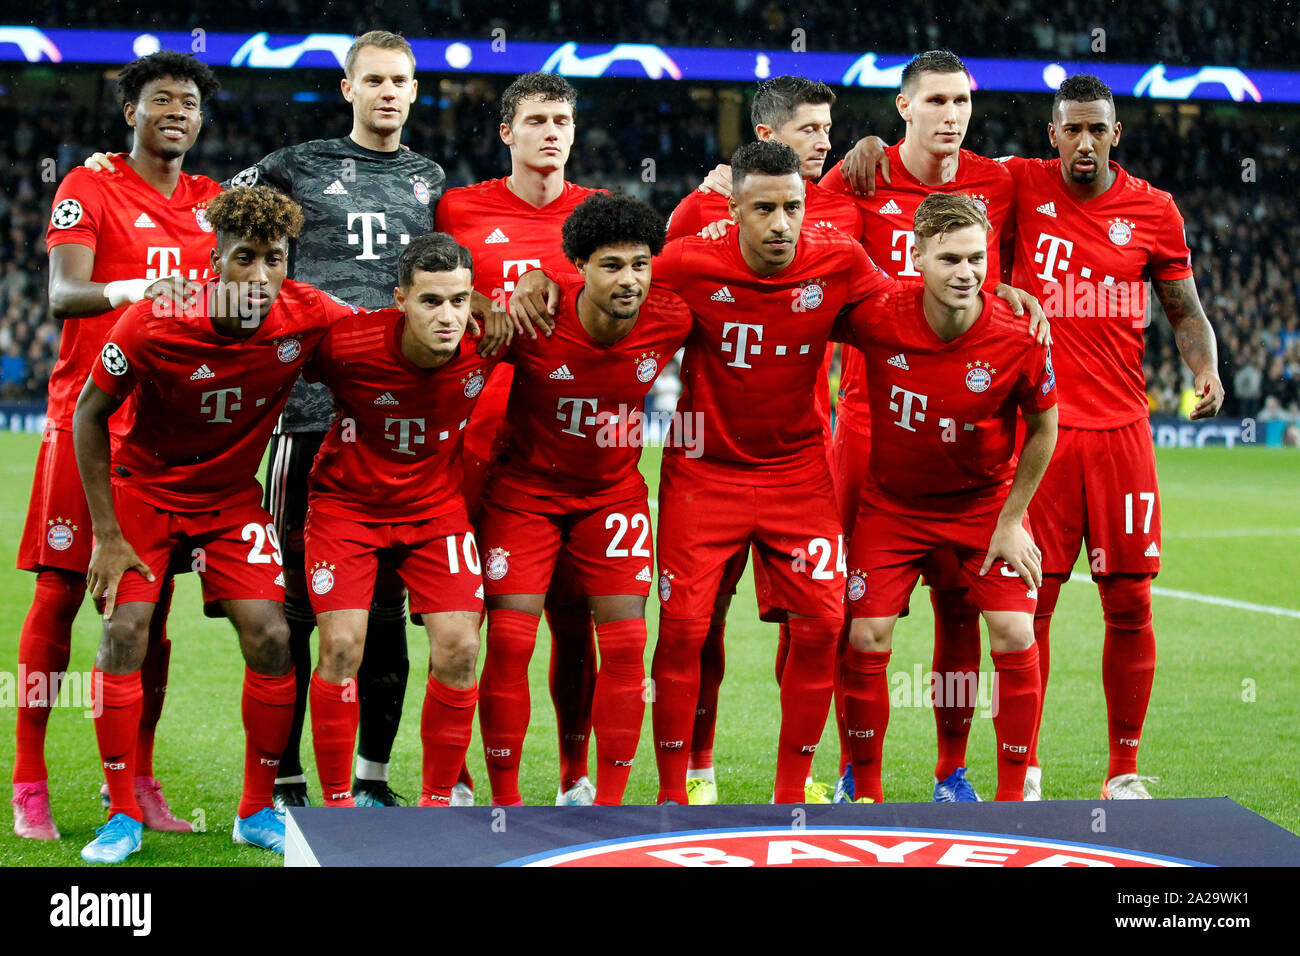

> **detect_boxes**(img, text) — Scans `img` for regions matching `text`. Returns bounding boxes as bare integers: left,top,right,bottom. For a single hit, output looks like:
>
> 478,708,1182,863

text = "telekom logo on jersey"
145,246,210,281
1033,232,1145,320
346,212,414,260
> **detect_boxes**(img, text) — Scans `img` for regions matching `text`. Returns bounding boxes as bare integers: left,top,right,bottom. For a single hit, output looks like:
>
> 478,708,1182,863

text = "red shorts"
18,426,93,574
656,457,845,622
847,501,1039,618
477,486,654,598
1029,421,1161,577
111,485,285,609
303,507,484,616
831,416,871,537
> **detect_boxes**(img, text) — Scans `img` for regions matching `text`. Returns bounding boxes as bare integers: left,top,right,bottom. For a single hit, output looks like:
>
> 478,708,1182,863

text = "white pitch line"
1164,528,1300,538
1068,576,1300,619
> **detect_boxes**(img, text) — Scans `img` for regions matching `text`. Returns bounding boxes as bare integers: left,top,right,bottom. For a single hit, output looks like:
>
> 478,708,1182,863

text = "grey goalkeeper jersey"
225,137,445,432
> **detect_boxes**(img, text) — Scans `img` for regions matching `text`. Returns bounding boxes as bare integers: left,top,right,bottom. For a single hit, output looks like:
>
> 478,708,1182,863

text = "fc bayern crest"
46,522,75,552
965,366,992,393
311,567,335,595
100,343,128,376
636,355,659,383
658,573,672,602
277,338,302,363
413,180,431,205
801,283,824,310
485,548,510,581
1108,219,1133,246
51,198,83,229
968,195,989,214
194,206,213,232
464,372,485,398
847,573,866,602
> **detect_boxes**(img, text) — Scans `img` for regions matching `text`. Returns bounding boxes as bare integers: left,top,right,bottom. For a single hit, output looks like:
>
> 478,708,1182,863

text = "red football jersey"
1005,157,1193,429
305,309,500,522
666,178,863,437
45,159,221,433
435,177,601,462
654,228,892,486
90,278,353,513
821,143,1016,437
837,286,1057,518
494,272,693,503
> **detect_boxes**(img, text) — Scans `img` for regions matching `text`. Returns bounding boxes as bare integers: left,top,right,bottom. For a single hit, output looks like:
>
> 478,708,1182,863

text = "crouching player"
478,194,691,806
302,233,491,807
73,186,355,862
835,194,1058,802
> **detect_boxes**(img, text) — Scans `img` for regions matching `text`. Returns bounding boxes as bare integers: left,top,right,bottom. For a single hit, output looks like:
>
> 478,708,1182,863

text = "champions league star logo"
101,343,128,376
51,198,83,229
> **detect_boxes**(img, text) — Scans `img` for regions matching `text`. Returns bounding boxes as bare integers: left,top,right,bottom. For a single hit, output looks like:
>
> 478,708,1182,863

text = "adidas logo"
274,572,285,586
374,391,399,405
886,353,910,371
636,566,652,583
549,365,574,380
878,200,903,215
484,228,509,244
474,584,484,600
1145,542,1160,558
190,364,215,380
133,213,155,228
710,286,735,303
323,180,348,196
1037,201,1057,218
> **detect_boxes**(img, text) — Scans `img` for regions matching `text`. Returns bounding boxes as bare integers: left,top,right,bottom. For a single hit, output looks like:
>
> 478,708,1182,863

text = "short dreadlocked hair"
116,50,220,107
561,193,665,264
206,187,305,249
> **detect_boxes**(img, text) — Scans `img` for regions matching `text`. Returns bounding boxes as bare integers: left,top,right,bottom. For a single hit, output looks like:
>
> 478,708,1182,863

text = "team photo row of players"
12,35,1222,865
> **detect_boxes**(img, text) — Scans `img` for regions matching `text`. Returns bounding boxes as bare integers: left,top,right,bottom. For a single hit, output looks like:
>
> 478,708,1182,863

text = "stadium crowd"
22,0,1300,67
0,75,1297,420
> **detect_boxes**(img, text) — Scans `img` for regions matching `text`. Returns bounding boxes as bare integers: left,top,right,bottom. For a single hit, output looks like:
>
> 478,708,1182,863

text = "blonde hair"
913,192,989,246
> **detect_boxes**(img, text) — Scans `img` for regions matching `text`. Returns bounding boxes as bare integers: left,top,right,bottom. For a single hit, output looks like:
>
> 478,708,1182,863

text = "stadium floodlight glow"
0,27,1296,103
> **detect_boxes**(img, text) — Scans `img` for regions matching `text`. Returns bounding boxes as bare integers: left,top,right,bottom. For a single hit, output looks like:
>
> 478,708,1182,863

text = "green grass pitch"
0,432,1295,866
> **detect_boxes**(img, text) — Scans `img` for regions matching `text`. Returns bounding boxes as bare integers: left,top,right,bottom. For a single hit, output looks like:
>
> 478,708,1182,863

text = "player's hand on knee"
842,136,890,196
83,151,116,173
698,164,733,197
981,520,1042,590
87,533,154,620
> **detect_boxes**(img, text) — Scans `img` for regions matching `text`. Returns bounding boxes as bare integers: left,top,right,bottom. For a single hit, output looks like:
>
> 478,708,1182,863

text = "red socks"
92,669,143,822
651,616,710,803
991,645,1041,800
930,589,982,780
591,618,647,805
1029,574,1066,766
688,620,726,771
545,603,596,792
240,668,296,818
309,672,358,806
135,575,175,780
13,570,82,783
420,676,477,805
1099,575,1156,778
479,608,539,805
773,617,837,803
840,648,891,803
